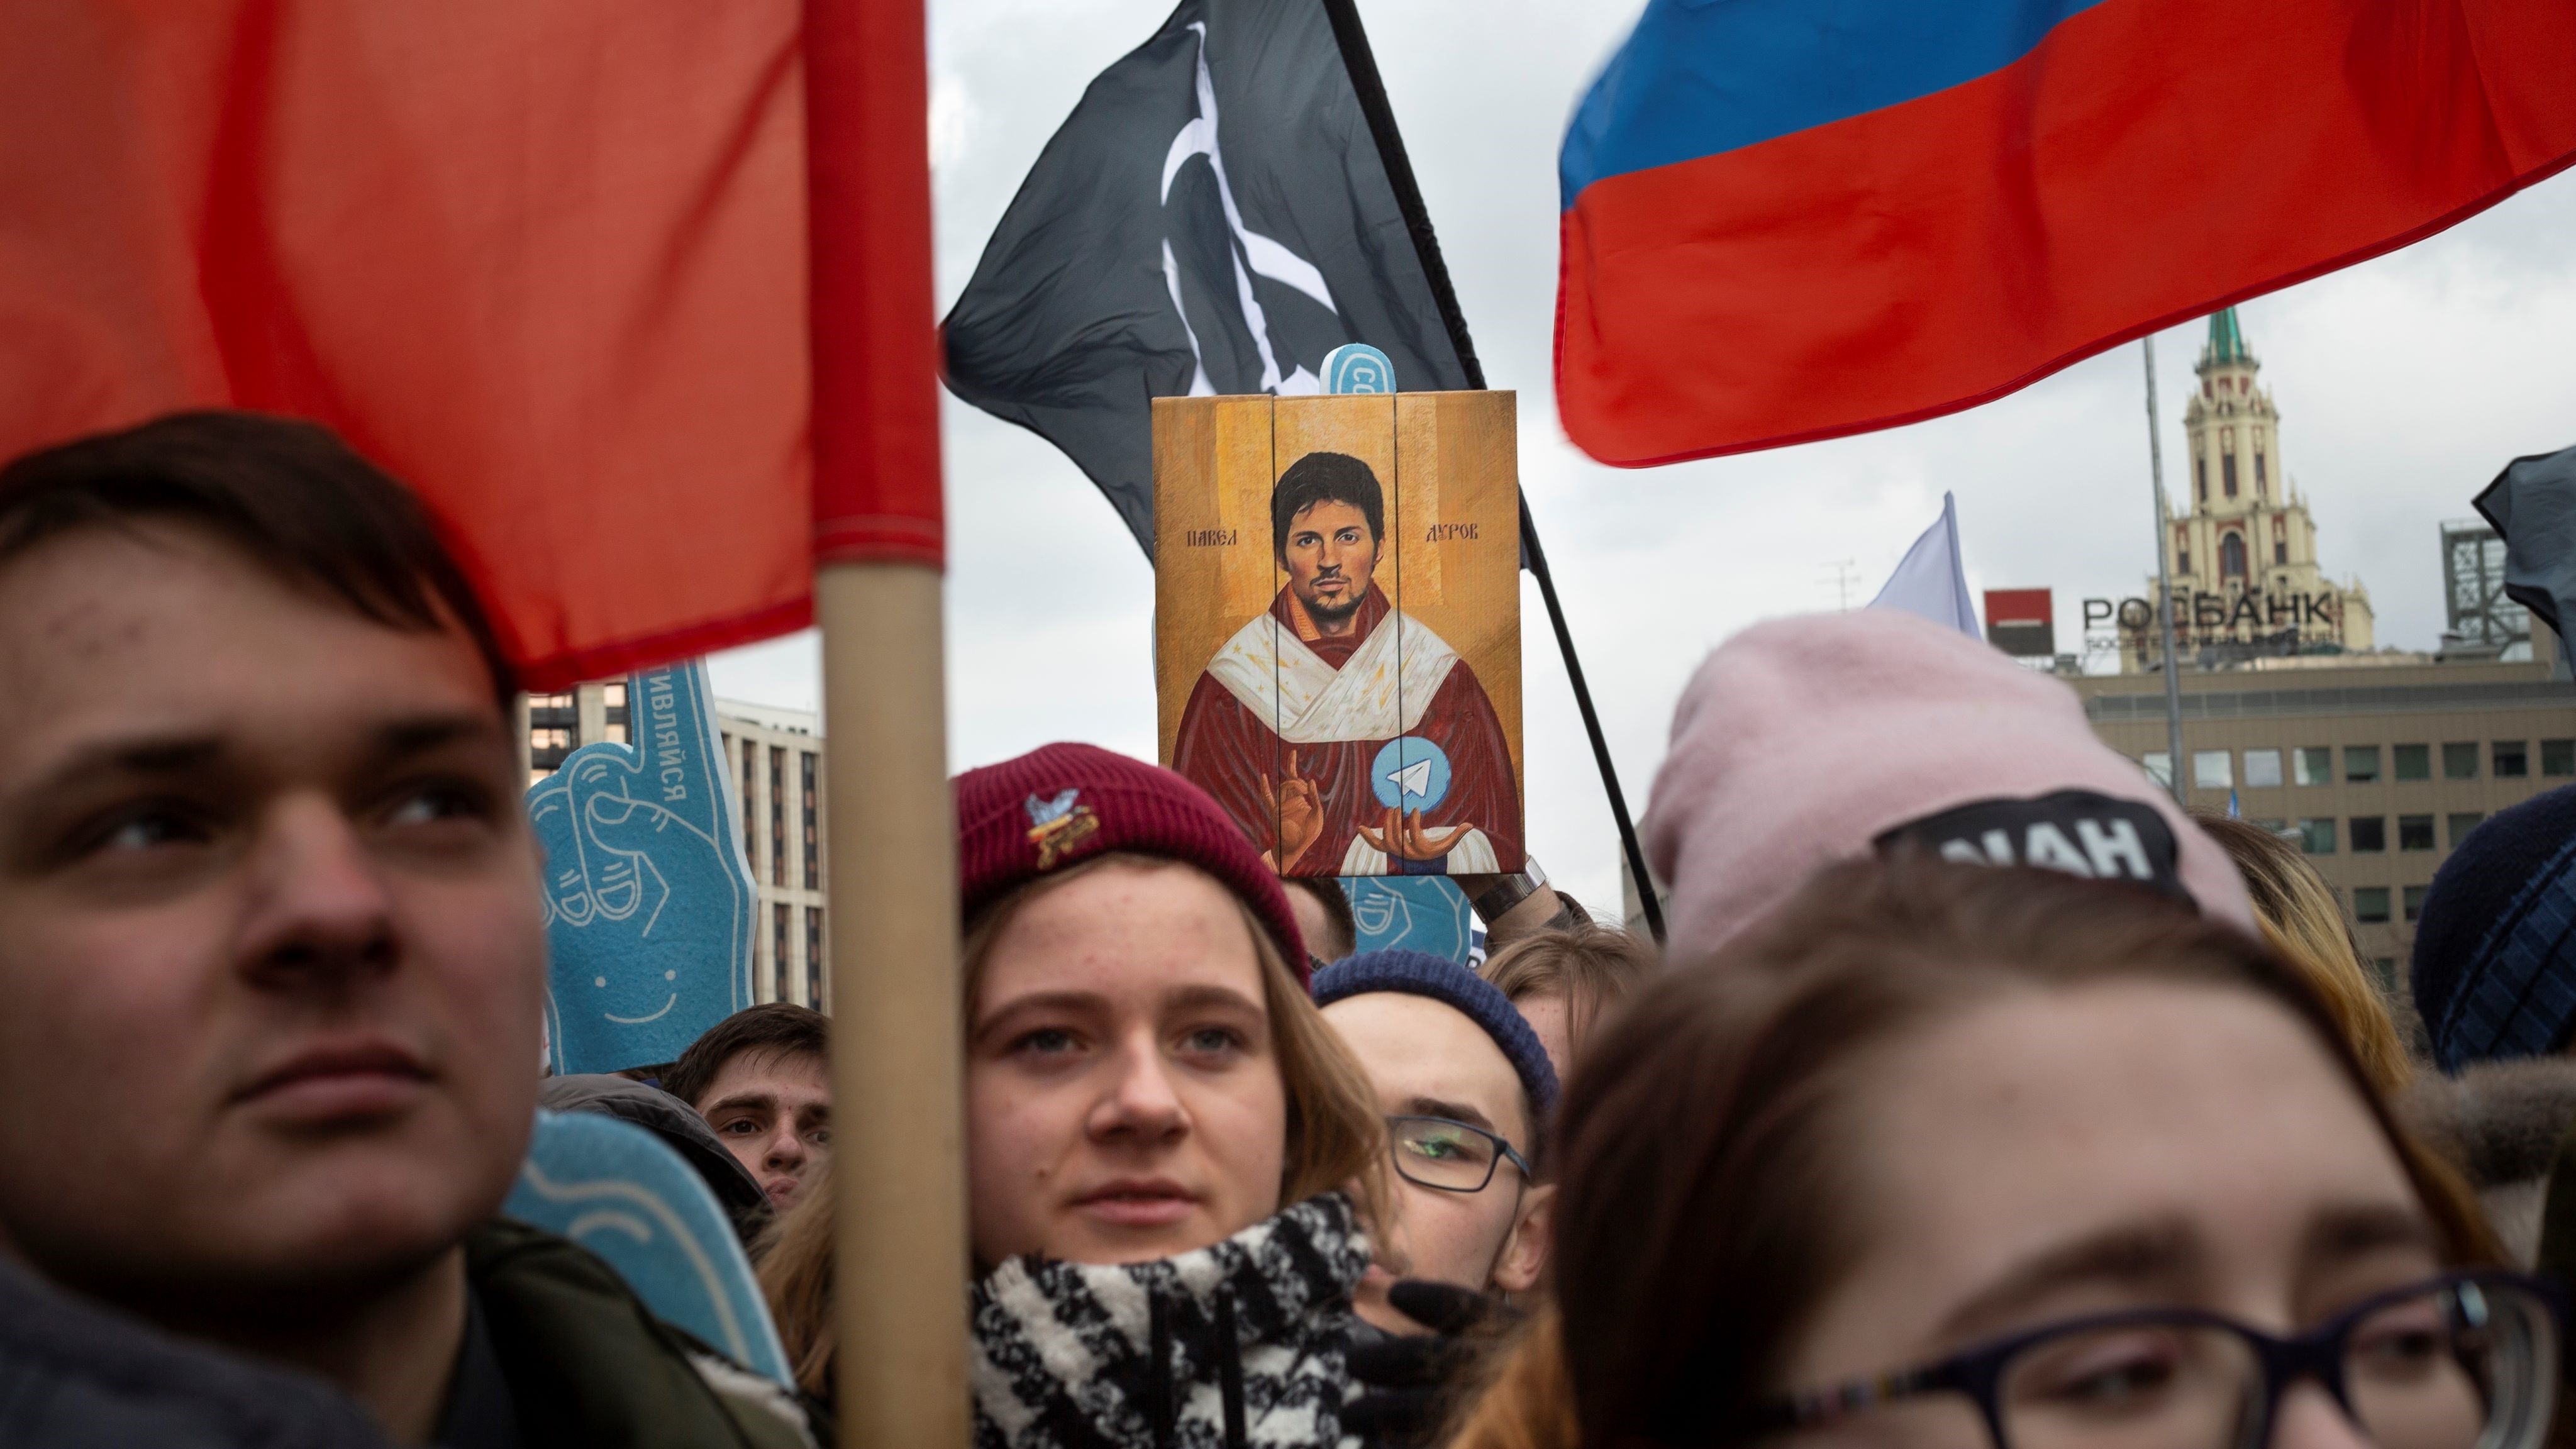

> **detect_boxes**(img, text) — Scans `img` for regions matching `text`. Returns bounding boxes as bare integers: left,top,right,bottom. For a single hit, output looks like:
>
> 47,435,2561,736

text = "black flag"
941,0,1479,553
2474,442,2576,680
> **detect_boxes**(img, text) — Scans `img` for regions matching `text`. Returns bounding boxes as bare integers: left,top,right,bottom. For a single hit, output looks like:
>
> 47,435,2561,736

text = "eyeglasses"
1385,1114,1530,1194
1748,1272,2560,1449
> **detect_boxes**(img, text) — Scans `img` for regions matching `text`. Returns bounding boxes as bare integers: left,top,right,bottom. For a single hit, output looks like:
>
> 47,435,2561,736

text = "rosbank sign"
2085,590,2343,633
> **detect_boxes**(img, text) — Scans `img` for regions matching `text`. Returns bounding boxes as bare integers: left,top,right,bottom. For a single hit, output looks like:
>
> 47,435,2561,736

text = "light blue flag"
530,661,758,1074
508,1109,792,1384
1868,492,1979,637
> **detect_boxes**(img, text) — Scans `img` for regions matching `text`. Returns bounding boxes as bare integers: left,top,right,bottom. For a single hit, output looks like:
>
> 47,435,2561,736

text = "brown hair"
0,411,514,709
662,1002,831,1111
755,1163,836,1399
1482,924,1659,1071
2193,812,2412,1094
1446,856,2494,1449
961,852,1389,1224
1282,875,1358,965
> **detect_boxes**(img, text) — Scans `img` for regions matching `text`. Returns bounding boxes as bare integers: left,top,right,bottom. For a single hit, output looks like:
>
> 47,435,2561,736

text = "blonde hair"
2193,813,2412,1094
961,852,1391,1225
754,1167,835,1399
1483,924,1659,1072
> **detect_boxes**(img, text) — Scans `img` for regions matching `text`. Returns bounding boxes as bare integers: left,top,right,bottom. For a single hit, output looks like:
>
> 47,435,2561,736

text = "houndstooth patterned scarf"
970,1193,1370,1449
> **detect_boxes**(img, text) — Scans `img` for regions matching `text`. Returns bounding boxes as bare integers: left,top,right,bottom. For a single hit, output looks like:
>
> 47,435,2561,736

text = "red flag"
0,2,940,689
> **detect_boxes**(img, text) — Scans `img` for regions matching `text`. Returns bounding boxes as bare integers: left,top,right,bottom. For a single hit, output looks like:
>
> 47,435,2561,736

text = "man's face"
0,523,545,1314
1319,991,1549,1331
1280,500,1379,624
693,1047,830,1209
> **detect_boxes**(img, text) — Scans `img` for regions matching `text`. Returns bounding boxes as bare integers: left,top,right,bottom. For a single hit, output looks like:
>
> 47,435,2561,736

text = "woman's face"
1779,980,2440,1449
966,860,1287,1267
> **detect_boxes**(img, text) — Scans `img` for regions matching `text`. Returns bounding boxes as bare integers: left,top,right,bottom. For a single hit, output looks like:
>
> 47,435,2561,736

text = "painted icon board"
1155,390,1523,877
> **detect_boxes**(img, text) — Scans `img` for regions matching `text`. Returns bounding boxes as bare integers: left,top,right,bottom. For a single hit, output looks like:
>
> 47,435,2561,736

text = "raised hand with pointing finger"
526,661,757,1073
1258,749,1325,872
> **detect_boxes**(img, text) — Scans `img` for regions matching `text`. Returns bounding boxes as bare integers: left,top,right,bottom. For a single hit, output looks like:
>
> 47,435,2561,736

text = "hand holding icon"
1357,805,1472,864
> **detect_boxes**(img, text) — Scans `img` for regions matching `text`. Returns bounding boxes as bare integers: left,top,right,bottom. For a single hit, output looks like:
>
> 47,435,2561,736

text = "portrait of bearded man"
1170,450,1521,875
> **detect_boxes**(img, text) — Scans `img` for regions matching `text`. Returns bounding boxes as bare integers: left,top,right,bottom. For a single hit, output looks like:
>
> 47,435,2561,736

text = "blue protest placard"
508,1109,792,1384
1343,875,1485,969
529,661,757,1074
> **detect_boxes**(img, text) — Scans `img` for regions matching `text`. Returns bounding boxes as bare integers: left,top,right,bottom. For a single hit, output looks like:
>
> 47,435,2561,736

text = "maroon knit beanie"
953,742,1308,979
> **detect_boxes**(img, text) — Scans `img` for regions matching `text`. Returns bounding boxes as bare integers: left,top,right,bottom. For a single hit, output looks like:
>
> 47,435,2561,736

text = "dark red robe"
1171,587,1521,876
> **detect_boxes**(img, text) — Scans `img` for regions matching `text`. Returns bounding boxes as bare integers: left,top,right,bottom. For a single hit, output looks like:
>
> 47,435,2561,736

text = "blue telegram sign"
530,661,756,1074
1343,875,1484,968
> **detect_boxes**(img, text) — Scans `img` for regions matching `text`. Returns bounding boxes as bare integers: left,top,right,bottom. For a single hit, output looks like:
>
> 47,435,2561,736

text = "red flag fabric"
1556,0,2576,469
0,2,941,689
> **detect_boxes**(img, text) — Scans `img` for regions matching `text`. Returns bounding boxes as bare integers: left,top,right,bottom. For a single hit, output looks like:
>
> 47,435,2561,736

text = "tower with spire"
2123,307,2373,670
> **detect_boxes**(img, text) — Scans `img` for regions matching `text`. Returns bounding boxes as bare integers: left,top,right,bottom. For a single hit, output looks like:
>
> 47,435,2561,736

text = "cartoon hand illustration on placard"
530,662,756,1074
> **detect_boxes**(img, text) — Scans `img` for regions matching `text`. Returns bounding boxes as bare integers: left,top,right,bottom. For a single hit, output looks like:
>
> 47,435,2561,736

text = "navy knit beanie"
2413,782,2576,1073
1311,950,1560,1126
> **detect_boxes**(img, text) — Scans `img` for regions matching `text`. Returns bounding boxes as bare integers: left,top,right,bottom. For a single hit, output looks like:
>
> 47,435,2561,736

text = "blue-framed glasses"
1385,1114,1531,1194
1750,1272,2560,1449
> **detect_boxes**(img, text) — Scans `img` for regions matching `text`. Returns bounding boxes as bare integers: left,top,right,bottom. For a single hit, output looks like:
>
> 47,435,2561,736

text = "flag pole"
1320,0,1667,944
805,1,969,1446
817,566,965,1449
2143,336,2188,805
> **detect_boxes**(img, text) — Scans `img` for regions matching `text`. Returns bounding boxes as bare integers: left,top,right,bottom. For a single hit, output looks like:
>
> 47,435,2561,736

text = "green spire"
2204,307,2253,366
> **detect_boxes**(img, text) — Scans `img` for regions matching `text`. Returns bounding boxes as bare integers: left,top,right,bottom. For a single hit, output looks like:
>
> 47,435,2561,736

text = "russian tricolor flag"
1558,0,2576,468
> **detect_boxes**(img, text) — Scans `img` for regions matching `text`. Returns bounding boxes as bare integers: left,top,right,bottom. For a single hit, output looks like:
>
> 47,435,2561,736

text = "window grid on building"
774,903,792,1004
741,740,759,864
806,907,824,1011
801,752,820,891
769,747,787,888
2349,816,2386,853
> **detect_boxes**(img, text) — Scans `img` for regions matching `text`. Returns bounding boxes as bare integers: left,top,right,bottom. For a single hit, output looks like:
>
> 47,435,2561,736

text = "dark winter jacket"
0,1254,389,1449
970,1193,1370,1449
2397,1055,2576,1265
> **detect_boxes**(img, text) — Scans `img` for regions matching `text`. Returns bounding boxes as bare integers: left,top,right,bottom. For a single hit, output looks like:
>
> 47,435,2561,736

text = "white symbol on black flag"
1158,21,1339,397
941,0,1475,554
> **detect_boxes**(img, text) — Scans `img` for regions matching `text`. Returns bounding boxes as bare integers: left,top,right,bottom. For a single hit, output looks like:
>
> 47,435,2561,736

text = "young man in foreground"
0,413,806,1446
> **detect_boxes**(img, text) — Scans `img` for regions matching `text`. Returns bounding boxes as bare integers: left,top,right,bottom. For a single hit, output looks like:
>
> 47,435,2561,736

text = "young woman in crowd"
1446,855,2555,1449
765,743,1390,1448
1481,923,1659,1082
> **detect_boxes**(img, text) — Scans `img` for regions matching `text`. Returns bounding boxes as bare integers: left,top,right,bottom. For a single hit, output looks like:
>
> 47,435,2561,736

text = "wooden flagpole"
819,565,966,1449
803,0,968,1445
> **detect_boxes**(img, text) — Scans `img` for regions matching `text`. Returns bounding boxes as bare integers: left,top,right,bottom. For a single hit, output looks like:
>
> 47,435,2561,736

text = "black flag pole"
1320,0,1667,945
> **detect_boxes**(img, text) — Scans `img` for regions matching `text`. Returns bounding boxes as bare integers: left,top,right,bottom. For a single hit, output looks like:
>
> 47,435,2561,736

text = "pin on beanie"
953,741,1309,978
1640,609,2258,962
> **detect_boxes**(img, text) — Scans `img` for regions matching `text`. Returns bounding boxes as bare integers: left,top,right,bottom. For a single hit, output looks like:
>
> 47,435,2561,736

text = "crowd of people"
4,411,2574,1449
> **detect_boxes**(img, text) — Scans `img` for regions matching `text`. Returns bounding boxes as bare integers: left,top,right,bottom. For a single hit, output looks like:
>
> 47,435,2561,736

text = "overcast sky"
711,0,2576,914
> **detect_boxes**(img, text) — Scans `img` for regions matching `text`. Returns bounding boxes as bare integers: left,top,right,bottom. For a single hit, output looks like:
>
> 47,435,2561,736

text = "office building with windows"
518,685,830,1012
2074,657,2572,998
